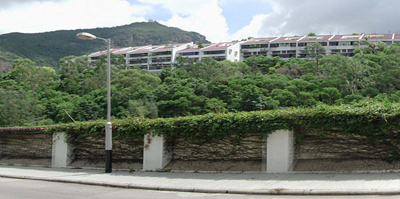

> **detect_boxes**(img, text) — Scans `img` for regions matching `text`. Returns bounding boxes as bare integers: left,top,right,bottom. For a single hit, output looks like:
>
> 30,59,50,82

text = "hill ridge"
0,21,209,72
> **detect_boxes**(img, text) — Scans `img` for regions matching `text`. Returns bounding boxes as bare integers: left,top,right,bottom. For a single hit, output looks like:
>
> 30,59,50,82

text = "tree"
197,42,204,48
175,58,238,81
155,77,207,117
318,54,374,95
0,90,45,127
304,42,325,67
58,56,93,95
244,56,284,75
238,85,278,111
2,59,58,93
111,69,160,118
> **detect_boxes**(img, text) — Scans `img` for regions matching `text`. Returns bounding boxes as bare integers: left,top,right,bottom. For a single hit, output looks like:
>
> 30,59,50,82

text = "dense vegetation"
0,21,208,71
2,41,400,128
46,100,400,161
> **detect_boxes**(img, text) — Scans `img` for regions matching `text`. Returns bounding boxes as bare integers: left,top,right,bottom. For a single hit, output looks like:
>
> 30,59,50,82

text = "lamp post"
76,32,112,173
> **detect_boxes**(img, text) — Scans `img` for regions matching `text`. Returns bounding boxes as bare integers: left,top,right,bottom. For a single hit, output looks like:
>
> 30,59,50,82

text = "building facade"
87,33,400,72
241,33,399,61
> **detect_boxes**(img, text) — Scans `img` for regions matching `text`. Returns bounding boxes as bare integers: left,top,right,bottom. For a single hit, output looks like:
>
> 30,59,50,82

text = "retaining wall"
0,127,52,165
0,127,399,172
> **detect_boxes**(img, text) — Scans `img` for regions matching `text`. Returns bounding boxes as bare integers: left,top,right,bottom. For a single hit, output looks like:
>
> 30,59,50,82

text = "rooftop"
89,47,131,57
243,38,276,44
362,34,393,40
203,42,239,50
300,35,332,41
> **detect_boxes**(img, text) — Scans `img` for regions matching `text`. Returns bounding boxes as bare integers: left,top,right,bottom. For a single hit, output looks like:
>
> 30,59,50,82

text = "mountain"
0,21,209,72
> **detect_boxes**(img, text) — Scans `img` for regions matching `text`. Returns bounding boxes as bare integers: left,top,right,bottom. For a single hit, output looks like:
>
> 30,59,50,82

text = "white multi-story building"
87,33,400,72
241,33,400,61
176,41,242,63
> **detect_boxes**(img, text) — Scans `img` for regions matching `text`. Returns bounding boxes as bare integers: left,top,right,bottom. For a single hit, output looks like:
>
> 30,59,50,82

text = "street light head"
76,32,97,40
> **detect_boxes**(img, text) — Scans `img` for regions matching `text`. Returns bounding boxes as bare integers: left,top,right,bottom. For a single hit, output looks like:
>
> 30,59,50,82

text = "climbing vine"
44,99,400,151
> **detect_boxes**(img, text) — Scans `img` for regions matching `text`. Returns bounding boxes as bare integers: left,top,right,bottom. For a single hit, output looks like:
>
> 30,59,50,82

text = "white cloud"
229,0,400,42
139,0,230,42
255,0,400,37
0,0,149,34
231,14,269,40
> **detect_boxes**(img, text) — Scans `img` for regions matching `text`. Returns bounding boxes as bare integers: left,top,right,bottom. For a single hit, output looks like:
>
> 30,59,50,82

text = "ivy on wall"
45,100,400,153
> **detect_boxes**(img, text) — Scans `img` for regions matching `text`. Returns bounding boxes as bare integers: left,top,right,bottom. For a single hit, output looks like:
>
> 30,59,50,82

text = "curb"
1,174,400,195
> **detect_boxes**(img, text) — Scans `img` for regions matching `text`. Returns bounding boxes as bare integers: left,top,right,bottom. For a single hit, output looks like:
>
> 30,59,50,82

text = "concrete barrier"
266,130,294,173
51,132,69,168
143,132,171,171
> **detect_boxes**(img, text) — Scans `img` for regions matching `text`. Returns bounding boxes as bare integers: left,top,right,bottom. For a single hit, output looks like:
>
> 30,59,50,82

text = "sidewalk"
0,165,400,195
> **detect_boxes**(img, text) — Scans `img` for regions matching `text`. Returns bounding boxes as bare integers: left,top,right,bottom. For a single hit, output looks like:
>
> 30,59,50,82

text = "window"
129,59,147,64
181,52,199,56
203,50,225,55
329,42,339,46
331,49,340,53
130,53,148,57
258,51,267,55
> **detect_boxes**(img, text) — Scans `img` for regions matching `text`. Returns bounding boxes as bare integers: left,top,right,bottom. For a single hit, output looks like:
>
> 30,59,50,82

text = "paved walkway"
0,165,400,195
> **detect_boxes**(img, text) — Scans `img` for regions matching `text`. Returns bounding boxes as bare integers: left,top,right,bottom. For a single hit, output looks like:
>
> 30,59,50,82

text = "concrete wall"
1,127,399,172
267,130,294,173
226,42,242,62
143,132,172,171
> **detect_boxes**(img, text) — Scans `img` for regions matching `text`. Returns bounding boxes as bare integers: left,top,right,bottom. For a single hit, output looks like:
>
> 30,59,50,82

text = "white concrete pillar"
143,132,171,171
51,132,69,168
266,129,294,173
0,139,3,158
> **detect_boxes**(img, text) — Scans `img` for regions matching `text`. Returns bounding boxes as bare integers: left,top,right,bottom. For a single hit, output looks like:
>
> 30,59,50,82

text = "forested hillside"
0,21,208,72
0,40,400,126
1,40,400,127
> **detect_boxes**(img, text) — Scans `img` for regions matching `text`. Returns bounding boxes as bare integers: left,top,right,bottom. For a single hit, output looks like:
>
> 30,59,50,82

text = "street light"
77,32,113,173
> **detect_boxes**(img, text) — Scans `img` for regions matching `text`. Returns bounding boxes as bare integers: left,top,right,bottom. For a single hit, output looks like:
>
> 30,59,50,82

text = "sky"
1,0,400,43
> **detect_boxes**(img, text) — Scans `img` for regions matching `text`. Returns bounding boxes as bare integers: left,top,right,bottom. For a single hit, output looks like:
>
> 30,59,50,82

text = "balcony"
241,44,268,49
180,52,199,56
203,50,225,55
150,51,172,56
209,56,226,61
130,53,148,58
149,64,171,70
151,58,172,63
129,59,148,64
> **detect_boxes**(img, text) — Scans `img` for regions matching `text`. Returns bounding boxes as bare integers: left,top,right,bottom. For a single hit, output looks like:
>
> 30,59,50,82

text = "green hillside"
0,21,209,72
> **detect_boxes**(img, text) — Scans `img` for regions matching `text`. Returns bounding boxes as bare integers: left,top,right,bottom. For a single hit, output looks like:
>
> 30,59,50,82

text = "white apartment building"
176,41,242,63
87,33,400,72
240,33,400,61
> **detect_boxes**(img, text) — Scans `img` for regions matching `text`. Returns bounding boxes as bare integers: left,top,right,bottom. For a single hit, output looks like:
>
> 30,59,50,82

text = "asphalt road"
1,177,398,199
